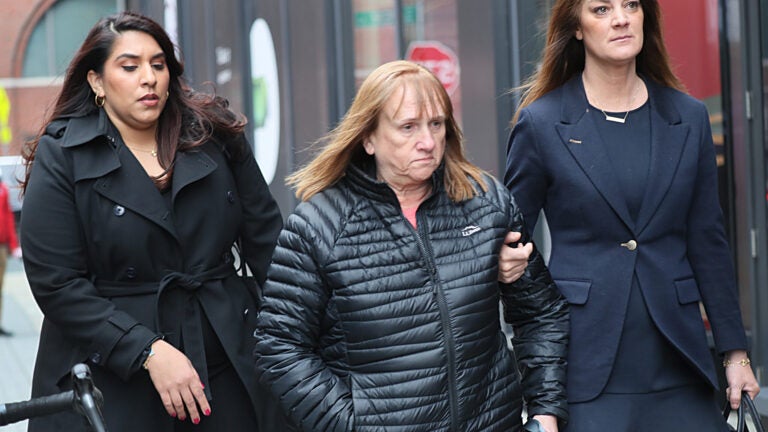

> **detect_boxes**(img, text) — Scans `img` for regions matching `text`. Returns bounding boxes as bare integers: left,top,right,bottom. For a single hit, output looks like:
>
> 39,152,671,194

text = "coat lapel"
634,81,689,233
92,148,180,239
170,148,218,203
91,148,218,241
61,112,219,239
62,111,180,239
555,77,635,230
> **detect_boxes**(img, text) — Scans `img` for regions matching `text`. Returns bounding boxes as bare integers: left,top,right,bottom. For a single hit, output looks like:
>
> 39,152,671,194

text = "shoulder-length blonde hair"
513,0,684,123
288,60,486,202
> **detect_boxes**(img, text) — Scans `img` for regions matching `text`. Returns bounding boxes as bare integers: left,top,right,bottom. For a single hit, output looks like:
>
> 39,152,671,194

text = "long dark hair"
513,0,683,123
21,11,246,192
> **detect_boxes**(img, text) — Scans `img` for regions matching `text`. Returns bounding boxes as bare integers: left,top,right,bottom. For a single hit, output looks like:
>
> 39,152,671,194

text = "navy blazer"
505,76,748,403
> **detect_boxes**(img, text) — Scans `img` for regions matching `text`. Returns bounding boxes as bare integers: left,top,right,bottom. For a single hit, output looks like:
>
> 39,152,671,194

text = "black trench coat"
20,110,282,431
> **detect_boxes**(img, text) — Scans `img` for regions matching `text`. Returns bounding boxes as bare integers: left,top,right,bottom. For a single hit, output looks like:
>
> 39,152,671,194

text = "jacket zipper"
412,212,460,432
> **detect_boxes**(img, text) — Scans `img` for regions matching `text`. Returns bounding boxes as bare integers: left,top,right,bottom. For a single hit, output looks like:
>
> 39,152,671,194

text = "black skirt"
563,276,728,432
563,384,729,432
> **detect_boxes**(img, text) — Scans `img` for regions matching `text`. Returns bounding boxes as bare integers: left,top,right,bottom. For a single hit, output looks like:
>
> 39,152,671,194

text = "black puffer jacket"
254,161,569,432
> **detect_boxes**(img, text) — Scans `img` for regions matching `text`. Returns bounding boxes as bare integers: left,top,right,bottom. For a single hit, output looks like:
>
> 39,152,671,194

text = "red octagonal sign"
406,41,460,96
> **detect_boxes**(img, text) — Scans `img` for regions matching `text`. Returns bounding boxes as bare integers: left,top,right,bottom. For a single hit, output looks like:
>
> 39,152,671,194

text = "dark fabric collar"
343,153,444,206
58,109,115,148
54,110,218,239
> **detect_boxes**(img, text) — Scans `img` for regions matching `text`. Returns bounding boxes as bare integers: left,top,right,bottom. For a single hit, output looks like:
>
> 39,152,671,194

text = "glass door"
721,0,768,408
755,0,768,393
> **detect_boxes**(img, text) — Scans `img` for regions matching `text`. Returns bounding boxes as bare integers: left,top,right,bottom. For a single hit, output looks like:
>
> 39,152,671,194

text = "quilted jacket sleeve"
500,191,569,423
253,199,354,432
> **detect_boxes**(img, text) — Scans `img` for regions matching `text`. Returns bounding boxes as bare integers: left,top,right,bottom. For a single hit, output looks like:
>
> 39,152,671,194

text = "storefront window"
22,0,120,77
659,0,731,232
352,0,461,121
352,0,398,87
762,0,768,231
401,0,461,120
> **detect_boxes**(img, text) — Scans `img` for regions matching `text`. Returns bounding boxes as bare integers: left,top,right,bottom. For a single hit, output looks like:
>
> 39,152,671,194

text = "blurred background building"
1,0,767,416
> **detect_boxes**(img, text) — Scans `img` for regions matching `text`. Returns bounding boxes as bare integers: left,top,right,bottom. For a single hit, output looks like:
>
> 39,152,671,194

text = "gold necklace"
125,145,157,157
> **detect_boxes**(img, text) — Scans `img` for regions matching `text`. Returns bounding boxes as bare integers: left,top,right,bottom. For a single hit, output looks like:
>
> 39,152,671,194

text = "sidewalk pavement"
0,259,42,432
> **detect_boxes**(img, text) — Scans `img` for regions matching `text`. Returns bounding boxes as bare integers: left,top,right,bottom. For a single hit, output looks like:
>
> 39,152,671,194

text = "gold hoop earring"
95,94,105,107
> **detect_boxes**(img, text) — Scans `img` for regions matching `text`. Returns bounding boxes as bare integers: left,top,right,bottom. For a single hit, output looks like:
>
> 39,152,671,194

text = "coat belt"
96,263,236,400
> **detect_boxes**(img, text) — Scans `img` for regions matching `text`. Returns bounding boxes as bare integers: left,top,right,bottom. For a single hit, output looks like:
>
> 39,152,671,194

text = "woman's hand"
724,349,761,409
532,414,559,432
144,339,211,423
498,231,533,283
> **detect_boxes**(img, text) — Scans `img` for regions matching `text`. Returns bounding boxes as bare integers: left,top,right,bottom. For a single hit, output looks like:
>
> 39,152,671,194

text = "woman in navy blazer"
505,0,759,430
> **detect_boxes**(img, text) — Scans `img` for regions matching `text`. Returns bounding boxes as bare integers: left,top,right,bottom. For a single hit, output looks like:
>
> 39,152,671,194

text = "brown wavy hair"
288,60,487,203
512,0,684,123
21,11,246,192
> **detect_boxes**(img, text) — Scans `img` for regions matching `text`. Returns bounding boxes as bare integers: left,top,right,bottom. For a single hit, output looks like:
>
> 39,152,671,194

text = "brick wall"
0,0,60,156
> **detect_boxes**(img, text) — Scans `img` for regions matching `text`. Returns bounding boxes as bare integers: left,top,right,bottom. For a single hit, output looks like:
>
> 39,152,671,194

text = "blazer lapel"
634,81,689,233
555,77,635,230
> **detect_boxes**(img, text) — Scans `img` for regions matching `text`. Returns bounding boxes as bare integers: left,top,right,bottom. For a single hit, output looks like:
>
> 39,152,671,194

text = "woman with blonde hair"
254,60,569,432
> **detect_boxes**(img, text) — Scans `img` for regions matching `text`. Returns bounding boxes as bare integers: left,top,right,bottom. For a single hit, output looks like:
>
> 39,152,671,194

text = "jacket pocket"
554,279,591,305
674,277,701,304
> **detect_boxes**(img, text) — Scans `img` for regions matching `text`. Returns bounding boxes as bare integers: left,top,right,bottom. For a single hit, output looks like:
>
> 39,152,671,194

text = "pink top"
402,206,418,228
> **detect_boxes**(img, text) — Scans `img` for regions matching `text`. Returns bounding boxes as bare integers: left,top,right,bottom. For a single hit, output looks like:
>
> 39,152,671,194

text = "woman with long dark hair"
505,1,759,430
20,11,281,431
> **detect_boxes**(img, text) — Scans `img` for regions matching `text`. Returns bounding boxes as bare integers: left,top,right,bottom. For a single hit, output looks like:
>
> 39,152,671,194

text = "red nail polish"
170,412,176,418
204,409,211,416
200,382,205,389
193,418,200,425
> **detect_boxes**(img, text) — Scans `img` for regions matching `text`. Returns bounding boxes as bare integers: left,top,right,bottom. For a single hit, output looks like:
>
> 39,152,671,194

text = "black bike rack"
0,363,107,431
